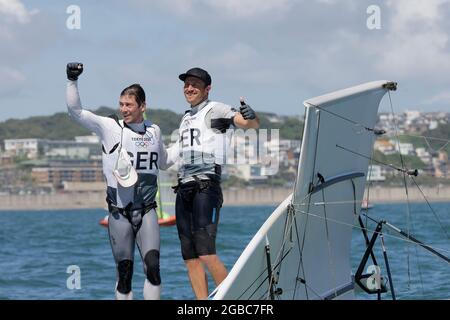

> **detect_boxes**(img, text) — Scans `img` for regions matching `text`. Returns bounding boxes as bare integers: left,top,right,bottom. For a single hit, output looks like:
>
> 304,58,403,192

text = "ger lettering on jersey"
176,99,237,181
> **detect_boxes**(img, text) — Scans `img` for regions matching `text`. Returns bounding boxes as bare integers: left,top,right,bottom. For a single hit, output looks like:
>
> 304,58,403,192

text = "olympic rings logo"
135,141,149,147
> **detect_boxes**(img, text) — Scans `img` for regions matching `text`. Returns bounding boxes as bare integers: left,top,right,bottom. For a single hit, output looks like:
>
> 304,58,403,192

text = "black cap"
178,67,212,86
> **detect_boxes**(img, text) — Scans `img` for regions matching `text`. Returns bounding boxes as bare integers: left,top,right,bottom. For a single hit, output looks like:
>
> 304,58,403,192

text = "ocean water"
0,203,448,300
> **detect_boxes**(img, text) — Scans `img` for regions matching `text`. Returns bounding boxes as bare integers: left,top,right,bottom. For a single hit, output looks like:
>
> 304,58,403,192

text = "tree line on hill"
0,107,304,143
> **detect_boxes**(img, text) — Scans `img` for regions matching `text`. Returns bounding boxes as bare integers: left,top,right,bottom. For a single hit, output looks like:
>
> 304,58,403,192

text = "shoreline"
1,185,450,211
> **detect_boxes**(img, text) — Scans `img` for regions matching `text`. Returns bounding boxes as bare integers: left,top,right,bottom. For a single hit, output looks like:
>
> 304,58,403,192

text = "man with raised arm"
66,62,170,300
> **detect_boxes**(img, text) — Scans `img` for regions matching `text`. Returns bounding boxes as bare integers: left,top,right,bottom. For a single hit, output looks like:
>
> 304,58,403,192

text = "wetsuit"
174,99,237,260
66,80,169,299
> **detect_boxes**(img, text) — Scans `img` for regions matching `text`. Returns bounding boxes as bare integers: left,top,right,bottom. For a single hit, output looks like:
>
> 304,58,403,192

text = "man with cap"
173,67,260,299
65,62,170,300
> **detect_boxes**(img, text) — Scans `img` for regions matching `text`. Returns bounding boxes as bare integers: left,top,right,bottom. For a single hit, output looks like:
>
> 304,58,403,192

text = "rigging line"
387,90,413,288
298,201,311,292
295,199,372,206
361,213,450,262
270,286,325,301
244,203,325,300
353,176,380,267
424,138,450,153
267,191,328,284
246,248,293,300
399,133,450,153
311,200,372,206
291,204,450,256
306,102,385,136
265,236,275,300
290,114,307,299
266,205,308,299
365,146,377,229
265,212,293,301
380,234,396,300
335,143,448,237
336,144,418,176
411,225,426,297
260,196,322,300
236,266,270,300
255,272,324,301
240,224,299,300
293,214,309,300
233,244,295,299
287,129,306,300
264,206,296,299
358,215,380,266
288,108,323,298
321,189,338,299
279,182,360,299
409,176,450,239
235,255,276,300
399,134,450,143
289,115,305,210
274,205,306,300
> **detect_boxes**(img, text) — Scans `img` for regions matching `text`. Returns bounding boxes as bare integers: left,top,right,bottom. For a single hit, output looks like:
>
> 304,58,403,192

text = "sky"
0,0,450,121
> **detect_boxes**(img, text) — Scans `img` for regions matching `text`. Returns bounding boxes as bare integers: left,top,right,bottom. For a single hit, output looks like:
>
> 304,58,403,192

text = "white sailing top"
66,80,169,209
175,99,237,181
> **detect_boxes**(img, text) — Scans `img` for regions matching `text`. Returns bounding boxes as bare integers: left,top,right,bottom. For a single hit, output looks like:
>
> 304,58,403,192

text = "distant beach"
1,185,450,211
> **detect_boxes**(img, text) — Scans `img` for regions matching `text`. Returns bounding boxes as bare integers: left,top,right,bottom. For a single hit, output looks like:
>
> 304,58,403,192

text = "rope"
289,204,450,256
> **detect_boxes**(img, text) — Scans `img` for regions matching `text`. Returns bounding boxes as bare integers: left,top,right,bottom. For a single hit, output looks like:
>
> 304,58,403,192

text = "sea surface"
0,203,448,300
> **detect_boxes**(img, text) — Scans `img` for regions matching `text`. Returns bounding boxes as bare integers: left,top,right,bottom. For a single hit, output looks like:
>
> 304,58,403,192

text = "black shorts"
175,181,223,260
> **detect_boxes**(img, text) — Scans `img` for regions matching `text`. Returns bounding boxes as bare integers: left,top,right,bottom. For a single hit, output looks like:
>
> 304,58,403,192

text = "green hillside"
0,108,303,143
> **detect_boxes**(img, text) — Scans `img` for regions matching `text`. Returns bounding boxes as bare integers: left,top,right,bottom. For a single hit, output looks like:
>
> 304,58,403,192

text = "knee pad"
179,234,198,260
193,226,217,256
144,250,161,285
117,259,133,294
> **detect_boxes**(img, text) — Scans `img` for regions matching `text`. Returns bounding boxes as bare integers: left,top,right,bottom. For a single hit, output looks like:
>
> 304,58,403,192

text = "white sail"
211,80,396,300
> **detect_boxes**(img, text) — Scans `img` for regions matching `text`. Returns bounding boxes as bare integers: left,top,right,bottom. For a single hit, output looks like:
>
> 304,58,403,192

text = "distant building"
438,150,448,162
31,159,104,187
46,146,91,159
4,136,102,161
367,165,386,182
394,142,415,156
234,164,269,182
264,113,283,123
416,148,432,165
4,138,47,159
44,139,101,160
75,135,100,144
405,110,421,123
428,120,438,130
0,153,13,166
374,139,395,155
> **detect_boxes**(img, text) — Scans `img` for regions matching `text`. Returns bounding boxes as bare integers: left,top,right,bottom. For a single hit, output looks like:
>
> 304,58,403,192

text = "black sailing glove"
239,99,256,120
66,62,84,81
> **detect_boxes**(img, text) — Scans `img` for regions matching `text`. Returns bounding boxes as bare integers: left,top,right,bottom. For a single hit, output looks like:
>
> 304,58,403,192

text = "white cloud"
206,0,292,17
210,42,256,68
0,66,26,94
387,0,448,28
0,1,53,98
374,0,450,77
0,0,37,95
425,91,450,105
134,0,294,18
0,0,38,24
